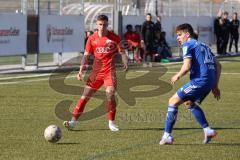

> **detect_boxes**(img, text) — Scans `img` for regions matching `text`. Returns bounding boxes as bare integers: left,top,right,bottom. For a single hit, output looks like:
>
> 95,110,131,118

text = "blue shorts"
177,81,212,104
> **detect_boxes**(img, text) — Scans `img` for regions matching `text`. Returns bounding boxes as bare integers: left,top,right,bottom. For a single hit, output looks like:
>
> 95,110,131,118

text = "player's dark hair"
126,24,133,30
97,15,108,22
176,23,194,38
146,13,152,17
192,32,198,40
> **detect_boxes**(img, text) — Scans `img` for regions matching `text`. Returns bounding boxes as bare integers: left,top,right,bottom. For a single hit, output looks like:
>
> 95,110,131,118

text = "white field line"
0,71,239,85
0,73,52,80
135,71,240,75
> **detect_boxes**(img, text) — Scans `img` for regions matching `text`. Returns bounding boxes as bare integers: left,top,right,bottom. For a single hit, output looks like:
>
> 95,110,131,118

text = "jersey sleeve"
85,37,93,55
182,44,192,59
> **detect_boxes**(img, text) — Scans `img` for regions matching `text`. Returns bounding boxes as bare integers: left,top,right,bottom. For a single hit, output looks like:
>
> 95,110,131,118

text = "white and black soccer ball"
44,125,62,143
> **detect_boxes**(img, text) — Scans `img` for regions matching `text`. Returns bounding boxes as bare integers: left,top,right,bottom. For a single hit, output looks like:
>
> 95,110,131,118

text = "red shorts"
86,72,117,90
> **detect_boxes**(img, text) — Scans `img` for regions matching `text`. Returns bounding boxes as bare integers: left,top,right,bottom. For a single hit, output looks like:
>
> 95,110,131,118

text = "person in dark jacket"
219,11,231,55
229,12,239,53
155,15,162,35
141,13,156,63
214,10,222,54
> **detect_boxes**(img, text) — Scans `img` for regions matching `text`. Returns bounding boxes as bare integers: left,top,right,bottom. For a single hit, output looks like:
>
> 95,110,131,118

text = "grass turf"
0,57,240,160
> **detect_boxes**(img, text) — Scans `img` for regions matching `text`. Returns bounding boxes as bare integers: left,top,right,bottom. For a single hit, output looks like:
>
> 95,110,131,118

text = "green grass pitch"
0,57,240,160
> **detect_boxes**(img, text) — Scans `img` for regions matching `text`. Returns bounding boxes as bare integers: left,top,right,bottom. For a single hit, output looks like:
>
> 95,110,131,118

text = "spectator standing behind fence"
229,12,239,53
141,13,155,66
155,16,162,35
219,11,231,55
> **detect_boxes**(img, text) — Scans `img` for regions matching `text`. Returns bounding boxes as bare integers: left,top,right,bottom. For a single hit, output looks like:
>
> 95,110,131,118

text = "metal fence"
0,0,240,30
1,0,240,16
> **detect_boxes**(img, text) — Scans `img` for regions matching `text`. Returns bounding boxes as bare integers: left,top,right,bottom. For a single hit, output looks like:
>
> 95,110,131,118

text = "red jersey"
124,31,140,47
85,31,121,75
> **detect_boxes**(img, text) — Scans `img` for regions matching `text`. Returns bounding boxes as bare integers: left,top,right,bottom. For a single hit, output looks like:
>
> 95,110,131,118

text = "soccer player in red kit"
63,15,128,131
124,24,141,63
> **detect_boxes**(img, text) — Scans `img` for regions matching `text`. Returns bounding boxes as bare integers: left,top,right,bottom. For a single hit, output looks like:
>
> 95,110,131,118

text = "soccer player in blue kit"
159,23,222,145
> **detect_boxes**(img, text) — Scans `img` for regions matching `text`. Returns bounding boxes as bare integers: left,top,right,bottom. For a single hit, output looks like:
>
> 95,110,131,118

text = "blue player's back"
182,39,217,87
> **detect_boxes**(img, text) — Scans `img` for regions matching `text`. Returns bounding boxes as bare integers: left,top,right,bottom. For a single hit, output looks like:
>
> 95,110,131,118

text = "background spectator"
229,12,239,53
141,13,156,64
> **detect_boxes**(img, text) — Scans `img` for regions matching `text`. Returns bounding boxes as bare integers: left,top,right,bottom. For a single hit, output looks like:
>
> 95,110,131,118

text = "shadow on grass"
56,142,80,145
174,143,240,147
67,127,163,132
66,127,240,132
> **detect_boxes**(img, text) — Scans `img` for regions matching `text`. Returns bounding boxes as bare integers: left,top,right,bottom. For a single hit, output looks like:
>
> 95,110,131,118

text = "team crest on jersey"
182,46,188,56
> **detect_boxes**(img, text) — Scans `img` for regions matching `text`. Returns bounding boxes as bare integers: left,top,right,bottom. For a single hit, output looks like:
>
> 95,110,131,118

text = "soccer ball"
44,125,62,143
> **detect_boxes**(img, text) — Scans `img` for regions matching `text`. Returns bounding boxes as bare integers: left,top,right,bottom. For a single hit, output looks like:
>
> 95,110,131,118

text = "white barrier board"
0,14,27,56
39,15,85,53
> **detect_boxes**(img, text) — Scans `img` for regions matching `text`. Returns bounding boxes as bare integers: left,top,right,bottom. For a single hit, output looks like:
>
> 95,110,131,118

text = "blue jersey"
182,39,217,88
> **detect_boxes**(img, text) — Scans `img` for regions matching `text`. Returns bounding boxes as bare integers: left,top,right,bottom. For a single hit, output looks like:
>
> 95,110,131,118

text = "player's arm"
118,38,128,71
119,49,128,71
171,58,191,84
212,59,222,100
77,36,93,80
77,52,90,80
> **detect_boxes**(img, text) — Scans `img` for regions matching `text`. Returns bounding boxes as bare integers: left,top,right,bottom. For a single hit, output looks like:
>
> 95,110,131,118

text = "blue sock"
164,106,178,133
189,104,209,128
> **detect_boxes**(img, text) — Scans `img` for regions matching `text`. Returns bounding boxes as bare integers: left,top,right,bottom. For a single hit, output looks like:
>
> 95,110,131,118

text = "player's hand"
171,74,180,85
212,87,221,100
140,40,145,48
77,71,84,81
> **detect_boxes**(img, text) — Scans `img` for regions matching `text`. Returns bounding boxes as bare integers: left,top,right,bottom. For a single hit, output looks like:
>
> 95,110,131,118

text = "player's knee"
106,87,115,97
168,95,182,106
80,96,90,101
168,96,178,105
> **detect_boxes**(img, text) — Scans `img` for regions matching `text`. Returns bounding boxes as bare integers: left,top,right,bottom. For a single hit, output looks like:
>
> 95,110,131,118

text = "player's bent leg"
106,86,119,131
63,86,97,130
72,86,97,119
188,102,217,144
160,93,183,145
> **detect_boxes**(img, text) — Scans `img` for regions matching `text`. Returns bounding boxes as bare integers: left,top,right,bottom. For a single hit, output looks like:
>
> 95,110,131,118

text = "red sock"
107,100,116,121
135,49,140,63
73,98,88,120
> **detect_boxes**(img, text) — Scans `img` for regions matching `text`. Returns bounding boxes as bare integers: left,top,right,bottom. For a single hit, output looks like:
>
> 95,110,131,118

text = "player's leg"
134,47,141,63
63,86,97,130
104,72,119,131
143,43,152,67
105,86,119,131
72,86,97,120
63,76,103,130
184,95,217,144
159,93,184,145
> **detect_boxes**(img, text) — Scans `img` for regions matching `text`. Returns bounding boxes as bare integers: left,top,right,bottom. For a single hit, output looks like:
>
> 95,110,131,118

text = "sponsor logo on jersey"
183,85,197,94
